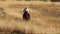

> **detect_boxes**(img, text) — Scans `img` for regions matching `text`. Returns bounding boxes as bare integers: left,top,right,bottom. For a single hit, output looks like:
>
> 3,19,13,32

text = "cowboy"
23,6,29,14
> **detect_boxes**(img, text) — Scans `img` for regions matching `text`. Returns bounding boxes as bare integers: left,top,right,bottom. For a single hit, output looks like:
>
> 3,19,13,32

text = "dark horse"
23,11,30,20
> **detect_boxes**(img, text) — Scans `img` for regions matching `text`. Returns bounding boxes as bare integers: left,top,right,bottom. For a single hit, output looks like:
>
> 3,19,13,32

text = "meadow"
0,1,60,34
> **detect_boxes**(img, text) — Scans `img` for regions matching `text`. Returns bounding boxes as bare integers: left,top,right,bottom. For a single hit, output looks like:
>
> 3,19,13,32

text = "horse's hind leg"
27,13,30,20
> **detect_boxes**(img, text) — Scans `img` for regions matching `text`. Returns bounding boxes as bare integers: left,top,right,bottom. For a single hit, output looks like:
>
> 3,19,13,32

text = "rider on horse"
23,6,30,20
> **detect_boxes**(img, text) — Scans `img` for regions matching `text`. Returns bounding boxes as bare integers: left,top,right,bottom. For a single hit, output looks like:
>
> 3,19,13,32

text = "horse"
23,11,30,20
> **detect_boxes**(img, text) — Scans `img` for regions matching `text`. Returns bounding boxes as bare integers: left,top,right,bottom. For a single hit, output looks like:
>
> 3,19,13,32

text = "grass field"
0,1,60,34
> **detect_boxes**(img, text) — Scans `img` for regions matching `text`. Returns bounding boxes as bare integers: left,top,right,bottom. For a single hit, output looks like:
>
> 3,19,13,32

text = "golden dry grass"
0,1,60,34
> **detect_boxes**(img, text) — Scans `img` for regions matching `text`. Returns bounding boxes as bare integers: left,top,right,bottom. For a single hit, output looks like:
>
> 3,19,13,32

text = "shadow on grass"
11,29,25,34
